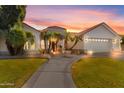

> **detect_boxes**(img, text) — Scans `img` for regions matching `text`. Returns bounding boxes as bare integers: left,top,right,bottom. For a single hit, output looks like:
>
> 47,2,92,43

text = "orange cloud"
24,8,124,35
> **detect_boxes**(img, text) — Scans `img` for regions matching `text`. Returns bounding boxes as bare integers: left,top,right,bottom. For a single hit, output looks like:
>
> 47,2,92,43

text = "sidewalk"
23,55,82,88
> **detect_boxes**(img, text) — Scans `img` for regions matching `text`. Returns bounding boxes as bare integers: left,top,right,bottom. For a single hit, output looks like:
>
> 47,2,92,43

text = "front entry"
51,41,56,52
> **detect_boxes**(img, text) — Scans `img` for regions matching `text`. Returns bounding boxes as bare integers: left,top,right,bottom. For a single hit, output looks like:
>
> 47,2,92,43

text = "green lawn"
0,58,47,88
72,58,124,88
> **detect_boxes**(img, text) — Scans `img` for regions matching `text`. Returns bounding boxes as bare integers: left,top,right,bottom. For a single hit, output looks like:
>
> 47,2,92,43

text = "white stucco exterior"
23,23,41,51
0,35,8,55
67,23,122,53
0,23,41,55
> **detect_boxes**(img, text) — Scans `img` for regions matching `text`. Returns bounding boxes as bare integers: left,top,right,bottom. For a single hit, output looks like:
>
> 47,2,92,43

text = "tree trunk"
6,39,24,56
44,37,47,53
55,40,59,51
69,38,79,50
55,41,57,51
6,39,16,55
16,44,25,55
48,41,51,53
64,39,68,50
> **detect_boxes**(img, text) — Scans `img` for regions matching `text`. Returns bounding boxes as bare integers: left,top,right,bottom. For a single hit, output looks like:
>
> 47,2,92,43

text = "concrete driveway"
23,55,82,88
86,51,124,60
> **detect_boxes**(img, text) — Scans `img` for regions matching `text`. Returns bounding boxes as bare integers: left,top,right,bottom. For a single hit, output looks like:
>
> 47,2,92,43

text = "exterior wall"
0,24,41,55
83,25,121,52
23,24,41,51
57,39,65,53
0,36,9,55
112,39,121,51
40,40,51,50
40,40,45,49
84,25,116,39
67,40,84,50
68,25,121,53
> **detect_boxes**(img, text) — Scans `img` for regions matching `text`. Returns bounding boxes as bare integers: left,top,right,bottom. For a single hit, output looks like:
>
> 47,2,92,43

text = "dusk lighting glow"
24,5,124,35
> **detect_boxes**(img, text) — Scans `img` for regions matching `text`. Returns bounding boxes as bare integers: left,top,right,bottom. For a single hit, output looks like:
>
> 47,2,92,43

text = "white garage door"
85,38,112,52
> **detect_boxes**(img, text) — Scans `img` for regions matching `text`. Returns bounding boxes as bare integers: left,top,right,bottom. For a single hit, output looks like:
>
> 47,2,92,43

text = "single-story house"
0,22,122,55
67,22,122,53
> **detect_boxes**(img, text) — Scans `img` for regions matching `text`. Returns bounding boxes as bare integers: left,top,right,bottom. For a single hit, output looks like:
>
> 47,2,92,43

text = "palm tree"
64,32,71,50
45,32,52,53
54,32,64,51
40,31,49,53
41,31,64,53
69,35,80,50
65,32,82,50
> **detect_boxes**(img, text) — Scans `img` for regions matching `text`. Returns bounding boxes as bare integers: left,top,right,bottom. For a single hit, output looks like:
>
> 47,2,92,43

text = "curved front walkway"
23,55,82,88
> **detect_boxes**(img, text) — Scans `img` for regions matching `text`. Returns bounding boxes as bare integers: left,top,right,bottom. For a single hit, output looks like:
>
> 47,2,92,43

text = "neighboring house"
68,22,122,53
0,23,41,55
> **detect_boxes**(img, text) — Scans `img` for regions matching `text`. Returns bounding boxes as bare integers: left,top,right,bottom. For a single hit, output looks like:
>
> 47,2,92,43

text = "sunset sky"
24,5,124,35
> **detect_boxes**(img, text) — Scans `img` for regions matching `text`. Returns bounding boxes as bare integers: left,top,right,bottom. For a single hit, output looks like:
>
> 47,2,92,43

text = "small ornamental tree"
6,30,26,55
0,5,26,55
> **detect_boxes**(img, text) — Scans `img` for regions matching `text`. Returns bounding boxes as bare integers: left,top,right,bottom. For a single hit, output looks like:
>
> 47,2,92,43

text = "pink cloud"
24,7,124,34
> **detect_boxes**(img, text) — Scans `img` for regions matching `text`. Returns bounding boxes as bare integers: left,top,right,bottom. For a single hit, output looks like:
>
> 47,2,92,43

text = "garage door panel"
85,39,112,52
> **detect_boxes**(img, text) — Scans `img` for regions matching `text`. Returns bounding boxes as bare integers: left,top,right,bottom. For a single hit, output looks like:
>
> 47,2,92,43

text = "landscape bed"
72,58,124,88
0,58,47,88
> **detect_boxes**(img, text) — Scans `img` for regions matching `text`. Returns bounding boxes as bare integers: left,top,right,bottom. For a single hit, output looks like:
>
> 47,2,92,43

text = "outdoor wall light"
87,50,93,55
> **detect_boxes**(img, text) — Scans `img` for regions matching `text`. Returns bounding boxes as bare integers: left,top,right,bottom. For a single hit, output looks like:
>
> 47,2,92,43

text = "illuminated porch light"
87,50,93,55
52,51,56,54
